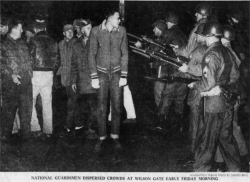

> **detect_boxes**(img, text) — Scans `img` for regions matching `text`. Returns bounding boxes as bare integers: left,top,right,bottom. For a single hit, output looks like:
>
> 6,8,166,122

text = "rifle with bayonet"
130,45,189,67
145,76,200,84
127,33,172,51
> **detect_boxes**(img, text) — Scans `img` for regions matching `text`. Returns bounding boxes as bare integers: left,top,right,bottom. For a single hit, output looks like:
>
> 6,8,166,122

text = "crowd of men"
0,3,249,172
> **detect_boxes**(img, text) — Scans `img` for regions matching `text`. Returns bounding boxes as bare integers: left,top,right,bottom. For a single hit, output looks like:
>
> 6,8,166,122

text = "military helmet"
195,3,212,17
152,20,167,32
202,20,223,37
165,11,179,24
195,23,205,35
223,25,235,41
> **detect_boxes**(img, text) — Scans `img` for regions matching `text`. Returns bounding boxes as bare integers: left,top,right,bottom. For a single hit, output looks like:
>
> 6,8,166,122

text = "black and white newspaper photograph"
0,0,249,182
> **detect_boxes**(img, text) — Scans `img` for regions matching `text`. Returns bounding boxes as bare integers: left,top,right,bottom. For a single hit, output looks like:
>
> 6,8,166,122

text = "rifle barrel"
127,33,143,41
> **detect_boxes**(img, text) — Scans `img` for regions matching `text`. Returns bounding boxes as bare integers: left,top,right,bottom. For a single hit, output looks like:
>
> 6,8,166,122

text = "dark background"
1,1,250,41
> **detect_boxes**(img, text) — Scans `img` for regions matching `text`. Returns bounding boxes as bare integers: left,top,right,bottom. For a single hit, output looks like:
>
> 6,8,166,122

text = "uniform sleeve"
120,28,129,77
88,28,98,79
228,53,240,84
71,43,78,84
194,54,219,92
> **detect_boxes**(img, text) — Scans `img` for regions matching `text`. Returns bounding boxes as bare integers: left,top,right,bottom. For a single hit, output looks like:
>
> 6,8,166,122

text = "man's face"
0,25,8,35
81,24,92,37
108,12,121,28
64,29,74,40
75,26,81,34
195,13,203,22
166,22,173,29
12,23,23,38
25,30,34,39
153,27,162,37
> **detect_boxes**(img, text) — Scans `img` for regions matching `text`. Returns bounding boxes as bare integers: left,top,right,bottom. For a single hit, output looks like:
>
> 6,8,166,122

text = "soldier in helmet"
173,3,212,57
189,21,241,172
214,25,248,171
156,11,188,131
134,20,167,109
177,23,207,164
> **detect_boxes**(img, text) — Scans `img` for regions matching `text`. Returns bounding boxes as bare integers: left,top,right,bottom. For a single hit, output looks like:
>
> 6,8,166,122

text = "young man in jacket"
1,17,33,142
29,20,60,138
71,20,98,139
88,9,128,152
57,24,80,136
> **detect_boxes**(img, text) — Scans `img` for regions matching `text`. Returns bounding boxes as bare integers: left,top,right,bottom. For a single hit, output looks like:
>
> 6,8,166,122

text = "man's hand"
188,82,194,89
72,84,77,92
12,74,21,85
119,78,127,87
201,86,221,97
134,41,142,48
178,63,189,73
91,78,100,89
170,44,179,49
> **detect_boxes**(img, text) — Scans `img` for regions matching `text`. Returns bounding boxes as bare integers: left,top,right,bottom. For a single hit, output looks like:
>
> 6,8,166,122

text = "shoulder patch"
205,56,210,63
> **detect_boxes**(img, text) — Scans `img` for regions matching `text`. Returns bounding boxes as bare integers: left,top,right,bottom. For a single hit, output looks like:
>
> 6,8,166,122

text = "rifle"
145,76,200,84
130,45,187,67
127,33,166,50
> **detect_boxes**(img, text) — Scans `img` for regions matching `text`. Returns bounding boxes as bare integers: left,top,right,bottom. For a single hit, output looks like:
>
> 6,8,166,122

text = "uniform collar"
99,19,119,32
206,41,222,53
223,42,231,48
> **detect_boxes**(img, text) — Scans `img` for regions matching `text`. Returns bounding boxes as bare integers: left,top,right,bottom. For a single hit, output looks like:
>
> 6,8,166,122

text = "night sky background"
1,1,250,42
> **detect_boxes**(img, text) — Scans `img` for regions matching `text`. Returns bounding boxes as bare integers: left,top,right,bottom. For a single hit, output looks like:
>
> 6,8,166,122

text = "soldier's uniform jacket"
56,37,77,87
186,44,207,106
177,18,207,57
71,36,96,94
160,25,188,96
194,41,240,113
1,34,32,80
88,20,128,77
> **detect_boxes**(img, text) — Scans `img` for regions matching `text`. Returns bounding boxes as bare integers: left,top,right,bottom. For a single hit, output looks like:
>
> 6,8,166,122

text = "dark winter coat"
29,31,59,72
1,34,32,80
57,37,77,86
71,37,96,94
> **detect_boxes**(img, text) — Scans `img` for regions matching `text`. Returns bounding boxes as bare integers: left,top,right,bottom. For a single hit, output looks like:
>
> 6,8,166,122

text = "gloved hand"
119,78,127,87
91,78,100,89
178,63,189,73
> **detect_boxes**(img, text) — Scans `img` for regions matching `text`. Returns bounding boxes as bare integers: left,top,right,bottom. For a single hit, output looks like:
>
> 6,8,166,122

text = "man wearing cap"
88,9,128,152
71,19,98,139
174,3,211,57
157,11,188,131
189,21,240,172
29,19,60,138
56,24,78,137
